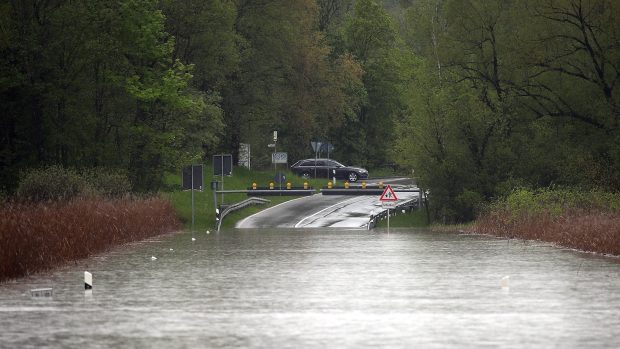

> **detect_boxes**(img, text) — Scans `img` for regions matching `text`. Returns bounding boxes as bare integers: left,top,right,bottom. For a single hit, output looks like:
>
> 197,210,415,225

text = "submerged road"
236,178,418,229
3,229,620,348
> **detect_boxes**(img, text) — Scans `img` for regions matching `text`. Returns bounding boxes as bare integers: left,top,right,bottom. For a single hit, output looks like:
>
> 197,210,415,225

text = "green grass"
375,209,429,228
163,165,332,231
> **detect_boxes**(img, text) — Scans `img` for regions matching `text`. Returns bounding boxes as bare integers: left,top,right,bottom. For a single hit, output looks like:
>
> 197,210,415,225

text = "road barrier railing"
321,187,421,196
217,197,271,231
367,198,418,230
215,188,315,196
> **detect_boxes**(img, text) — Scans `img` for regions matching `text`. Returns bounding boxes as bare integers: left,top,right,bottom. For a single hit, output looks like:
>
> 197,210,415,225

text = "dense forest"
1,0,619,222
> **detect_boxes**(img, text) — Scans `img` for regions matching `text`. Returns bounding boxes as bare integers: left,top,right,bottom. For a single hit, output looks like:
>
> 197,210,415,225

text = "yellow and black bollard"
327,181,333,189
252,182,257,190
361,181,366,189
379,181,384,189
286,182,292,190
269,182,274,190
303,181,308,190
344,181,350,189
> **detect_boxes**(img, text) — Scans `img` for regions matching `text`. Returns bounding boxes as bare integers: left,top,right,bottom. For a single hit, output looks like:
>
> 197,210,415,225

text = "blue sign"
274,172,286,184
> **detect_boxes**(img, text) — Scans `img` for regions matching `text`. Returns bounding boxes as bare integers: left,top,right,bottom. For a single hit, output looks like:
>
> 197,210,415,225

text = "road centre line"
235,195,315,228
294,196,365,228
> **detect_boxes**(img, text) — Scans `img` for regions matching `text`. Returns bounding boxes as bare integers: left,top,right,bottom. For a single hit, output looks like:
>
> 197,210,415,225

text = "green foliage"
3,0,619,226
80,168,132,199
15,166,132,202
394,0,620,222
495,188,620,218
375,209,429,228
16,166,85,202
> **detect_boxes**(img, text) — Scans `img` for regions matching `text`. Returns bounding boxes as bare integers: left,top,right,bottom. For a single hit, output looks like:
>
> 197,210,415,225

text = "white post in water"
84,271,92,289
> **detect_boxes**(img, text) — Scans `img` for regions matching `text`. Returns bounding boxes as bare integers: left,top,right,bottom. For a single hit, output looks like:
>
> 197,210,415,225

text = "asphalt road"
236,177,417,229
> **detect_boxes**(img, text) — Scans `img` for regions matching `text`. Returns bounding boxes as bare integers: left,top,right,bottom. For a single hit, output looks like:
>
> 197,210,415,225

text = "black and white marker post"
84,271,92,290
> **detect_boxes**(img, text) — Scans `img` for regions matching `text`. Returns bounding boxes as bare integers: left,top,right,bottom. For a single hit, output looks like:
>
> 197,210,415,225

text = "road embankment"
0,197,180,282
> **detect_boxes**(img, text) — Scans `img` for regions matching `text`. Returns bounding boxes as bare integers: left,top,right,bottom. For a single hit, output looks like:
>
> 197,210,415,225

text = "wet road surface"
236,178,418,229
1,229,620,348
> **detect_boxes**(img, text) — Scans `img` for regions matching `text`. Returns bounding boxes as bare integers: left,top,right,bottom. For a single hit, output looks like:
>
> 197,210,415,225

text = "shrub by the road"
0,197,180,282
16,166,131,202
473,188,620,255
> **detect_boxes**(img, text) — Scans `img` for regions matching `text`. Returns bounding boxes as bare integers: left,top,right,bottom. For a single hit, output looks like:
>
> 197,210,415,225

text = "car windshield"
329,160,344,167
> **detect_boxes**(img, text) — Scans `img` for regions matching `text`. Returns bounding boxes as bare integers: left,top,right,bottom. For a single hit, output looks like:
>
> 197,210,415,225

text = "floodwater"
1,229,619,348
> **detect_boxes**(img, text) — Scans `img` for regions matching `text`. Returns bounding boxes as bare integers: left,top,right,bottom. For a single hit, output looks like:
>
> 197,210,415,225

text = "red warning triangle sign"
379,185,398,201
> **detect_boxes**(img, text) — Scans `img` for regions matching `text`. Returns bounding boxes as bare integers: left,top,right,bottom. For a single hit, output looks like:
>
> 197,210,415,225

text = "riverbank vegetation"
0,197,179,282
0,167,180,282
473,189,620,256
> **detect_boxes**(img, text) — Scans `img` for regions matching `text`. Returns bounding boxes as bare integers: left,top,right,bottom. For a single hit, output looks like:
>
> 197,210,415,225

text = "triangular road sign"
379,185,398,201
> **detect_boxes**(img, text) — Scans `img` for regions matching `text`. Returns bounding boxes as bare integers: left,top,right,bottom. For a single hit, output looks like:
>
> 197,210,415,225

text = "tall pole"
221,156,224,205
212,180,218,229
191,165,195,235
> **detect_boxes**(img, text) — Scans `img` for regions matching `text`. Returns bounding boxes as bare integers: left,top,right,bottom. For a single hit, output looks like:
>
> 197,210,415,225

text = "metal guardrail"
367,198,418,230
215,189,314,196
217,197,271,231
321,188,421,195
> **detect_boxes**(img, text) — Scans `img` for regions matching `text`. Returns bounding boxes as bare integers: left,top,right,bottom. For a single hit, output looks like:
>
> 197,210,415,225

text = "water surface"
1,229,619,348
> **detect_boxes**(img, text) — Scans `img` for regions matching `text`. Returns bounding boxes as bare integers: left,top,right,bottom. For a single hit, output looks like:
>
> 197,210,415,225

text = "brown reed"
0,197,181,282
472,208,620,256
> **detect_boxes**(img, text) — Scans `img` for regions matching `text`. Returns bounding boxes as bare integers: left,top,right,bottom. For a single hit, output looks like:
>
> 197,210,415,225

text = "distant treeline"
1,1,619,222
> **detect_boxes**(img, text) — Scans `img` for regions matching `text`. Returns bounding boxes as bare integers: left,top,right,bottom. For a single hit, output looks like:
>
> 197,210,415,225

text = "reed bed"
473,209,620,256
0,197,180,282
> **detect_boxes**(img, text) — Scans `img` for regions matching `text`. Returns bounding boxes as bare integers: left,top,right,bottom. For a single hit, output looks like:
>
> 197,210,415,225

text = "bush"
497,187,620,217
81,167,131,199
16,166,85,202
15,166,132,202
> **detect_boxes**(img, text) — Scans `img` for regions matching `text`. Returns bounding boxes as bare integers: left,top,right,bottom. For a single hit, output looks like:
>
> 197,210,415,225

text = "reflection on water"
1,229,620,348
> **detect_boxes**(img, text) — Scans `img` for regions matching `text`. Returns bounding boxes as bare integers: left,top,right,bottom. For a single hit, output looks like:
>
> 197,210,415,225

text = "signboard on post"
379,185,398,201
272,152,288,164
213,154,233,176
238,143,251,169
274,172,286,184
213,154,232,207
311,141,323,153
182,165,203,190
380,184,398,233
381,201,397,209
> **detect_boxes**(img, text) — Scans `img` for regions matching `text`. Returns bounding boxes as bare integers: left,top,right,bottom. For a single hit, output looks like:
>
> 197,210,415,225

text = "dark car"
291,158,369,182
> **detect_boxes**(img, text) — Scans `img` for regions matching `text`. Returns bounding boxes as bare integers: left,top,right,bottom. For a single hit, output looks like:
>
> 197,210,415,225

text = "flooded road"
1,229,620,348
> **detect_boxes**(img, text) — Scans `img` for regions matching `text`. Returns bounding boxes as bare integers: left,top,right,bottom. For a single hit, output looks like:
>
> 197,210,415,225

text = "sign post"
213,154,232,205
273,131,278,172
379,185,398,233
182,165,203,236
311,141,322,179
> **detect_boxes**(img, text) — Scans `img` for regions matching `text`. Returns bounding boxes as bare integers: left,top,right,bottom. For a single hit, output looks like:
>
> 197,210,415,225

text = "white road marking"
235,195,316,228
294,196,366,228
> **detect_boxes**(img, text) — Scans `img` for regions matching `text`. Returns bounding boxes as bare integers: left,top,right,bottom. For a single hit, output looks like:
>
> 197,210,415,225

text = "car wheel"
301,172,311,179
348,172,358,182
